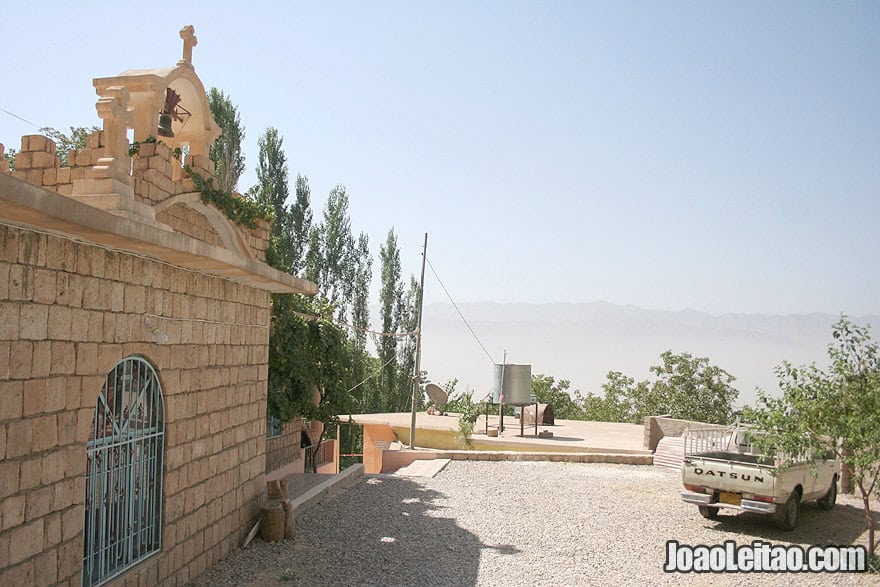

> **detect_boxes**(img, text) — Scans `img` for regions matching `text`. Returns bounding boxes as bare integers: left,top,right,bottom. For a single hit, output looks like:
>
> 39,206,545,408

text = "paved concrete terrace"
341,412,650,455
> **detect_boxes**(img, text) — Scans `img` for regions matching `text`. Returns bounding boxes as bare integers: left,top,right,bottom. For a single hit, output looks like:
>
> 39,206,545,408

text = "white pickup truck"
680,424,839,530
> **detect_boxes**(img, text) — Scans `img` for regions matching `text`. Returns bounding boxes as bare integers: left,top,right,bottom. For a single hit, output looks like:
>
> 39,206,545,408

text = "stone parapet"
4,130,274,259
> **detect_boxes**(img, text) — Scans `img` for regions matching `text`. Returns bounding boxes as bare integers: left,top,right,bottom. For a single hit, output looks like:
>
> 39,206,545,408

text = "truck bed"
690,451,774,466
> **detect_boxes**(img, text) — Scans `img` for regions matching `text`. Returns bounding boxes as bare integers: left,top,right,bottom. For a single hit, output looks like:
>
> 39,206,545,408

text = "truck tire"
817,476,837,511
698,506,720,520
776,491,801,531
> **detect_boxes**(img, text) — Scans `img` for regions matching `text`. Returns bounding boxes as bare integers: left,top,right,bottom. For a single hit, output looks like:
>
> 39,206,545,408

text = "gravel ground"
190,462,876,586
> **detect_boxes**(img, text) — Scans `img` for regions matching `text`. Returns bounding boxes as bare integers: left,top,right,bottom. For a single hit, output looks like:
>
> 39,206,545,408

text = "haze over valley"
417,302,880,407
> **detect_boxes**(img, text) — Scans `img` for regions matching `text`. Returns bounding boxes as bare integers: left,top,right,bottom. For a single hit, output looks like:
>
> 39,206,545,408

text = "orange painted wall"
362,424,397,474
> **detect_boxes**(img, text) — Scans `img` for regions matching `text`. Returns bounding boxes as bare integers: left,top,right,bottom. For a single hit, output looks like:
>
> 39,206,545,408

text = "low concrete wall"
288,465,364,516
380,449,653,470
441,451,653,465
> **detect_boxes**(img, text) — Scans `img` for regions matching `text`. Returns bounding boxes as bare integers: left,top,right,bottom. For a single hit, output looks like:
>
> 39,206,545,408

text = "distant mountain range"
415,302,880,406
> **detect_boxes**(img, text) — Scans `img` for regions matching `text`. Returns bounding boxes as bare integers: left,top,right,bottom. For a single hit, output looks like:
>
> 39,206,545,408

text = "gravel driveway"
190,462,876,586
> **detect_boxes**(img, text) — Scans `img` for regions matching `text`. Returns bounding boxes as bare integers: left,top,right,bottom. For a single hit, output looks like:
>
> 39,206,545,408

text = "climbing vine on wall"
185,166,273,229
127,135,158,157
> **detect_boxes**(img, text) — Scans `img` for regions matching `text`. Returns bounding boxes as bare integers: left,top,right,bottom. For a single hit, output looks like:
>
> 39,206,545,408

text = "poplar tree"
304,227,322,284
351,232,372,354
351,232,372,412
255,127,293,272
206,88,245,193
289,174,313,277
377,228,403,411
397,275,422,410
311,185,355,320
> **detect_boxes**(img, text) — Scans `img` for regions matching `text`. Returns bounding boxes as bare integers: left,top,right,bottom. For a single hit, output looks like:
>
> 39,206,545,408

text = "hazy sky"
2,1,878,316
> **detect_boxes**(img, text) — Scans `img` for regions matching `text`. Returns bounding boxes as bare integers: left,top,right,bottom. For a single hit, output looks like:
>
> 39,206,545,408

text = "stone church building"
0,26,315,586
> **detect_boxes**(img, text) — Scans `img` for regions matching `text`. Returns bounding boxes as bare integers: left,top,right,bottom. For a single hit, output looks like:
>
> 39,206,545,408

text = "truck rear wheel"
698,506,720,520
817,476,837,511
776,491,801,531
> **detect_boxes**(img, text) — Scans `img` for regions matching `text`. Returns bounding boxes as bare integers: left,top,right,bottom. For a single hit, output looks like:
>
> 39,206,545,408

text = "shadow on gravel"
702,501,874,545
277,475,520,586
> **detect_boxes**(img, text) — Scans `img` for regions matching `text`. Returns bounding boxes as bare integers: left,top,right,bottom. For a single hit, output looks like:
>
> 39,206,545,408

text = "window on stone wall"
83,356,165,586
267,413,283,439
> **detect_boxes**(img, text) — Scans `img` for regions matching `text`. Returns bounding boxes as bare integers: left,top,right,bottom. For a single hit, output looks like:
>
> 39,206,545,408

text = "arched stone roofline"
154,191,253,259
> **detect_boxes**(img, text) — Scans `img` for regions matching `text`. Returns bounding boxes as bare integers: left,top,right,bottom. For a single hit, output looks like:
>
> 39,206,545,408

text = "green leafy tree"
317,185,355,319
350,233,372,351
443,386,480,448
255,127,294,272
397,275,422,410
589,371,652,422
39,126,99,166
304,226,322,283
531,375,586,420
289,174,313,277
649,351,738,424
743,317,880,559
376,228,403,412
267,294,356,472
350,232,372,412
2,146,15,171
586,352,738,424
207,88,246,193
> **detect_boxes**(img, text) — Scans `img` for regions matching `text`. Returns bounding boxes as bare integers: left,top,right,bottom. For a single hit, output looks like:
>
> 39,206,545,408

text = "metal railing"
683,425,736,457
304,439,333,470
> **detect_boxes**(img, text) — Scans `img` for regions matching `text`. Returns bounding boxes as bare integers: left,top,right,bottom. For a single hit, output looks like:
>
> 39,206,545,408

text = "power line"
345,353,398,394
425,255,496,365
0,107,41,130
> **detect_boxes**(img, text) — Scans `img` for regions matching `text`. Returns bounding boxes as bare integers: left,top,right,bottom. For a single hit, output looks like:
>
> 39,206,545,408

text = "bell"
157,88,182,138
157,113,174,137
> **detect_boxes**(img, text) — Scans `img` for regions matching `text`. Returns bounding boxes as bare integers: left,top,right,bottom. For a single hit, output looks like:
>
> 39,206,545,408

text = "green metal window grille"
83,356,165,586
267,413,283,439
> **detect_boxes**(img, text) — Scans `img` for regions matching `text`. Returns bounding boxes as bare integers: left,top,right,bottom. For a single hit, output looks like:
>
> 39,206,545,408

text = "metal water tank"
490,364,532,404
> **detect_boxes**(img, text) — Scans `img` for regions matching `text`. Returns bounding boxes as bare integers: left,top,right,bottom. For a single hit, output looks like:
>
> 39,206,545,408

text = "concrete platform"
340,412,650,455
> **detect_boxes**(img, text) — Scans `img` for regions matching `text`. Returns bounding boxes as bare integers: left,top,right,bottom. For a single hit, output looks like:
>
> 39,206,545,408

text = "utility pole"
409,233,428,449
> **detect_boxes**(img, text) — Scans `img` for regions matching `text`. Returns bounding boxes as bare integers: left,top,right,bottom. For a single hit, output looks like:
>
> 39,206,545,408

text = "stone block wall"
242,220,270,263
7,133,109,197
131,140,186,207
157,205,225,249
265,418,304,475
0,221,272,586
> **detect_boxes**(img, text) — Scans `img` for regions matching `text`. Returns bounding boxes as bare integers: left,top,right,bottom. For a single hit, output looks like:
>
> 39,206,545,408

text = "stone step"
393,458,451,478
653,436,685,470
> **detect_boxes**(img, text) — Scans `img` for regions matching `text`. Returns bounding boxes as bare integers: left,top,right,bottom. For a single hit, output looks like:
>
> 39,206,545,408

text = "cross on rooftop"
179,25,197,64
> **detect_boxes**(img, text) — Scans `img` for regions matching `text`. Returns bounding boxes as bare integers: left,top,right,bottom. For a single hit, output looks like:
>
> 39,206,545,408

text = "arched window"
83,356,165,586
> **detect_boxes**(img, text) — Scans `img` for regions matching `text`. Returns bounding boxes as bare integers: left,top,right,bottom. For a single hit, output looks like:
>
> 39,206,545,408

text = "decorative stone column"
70,86,159,223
